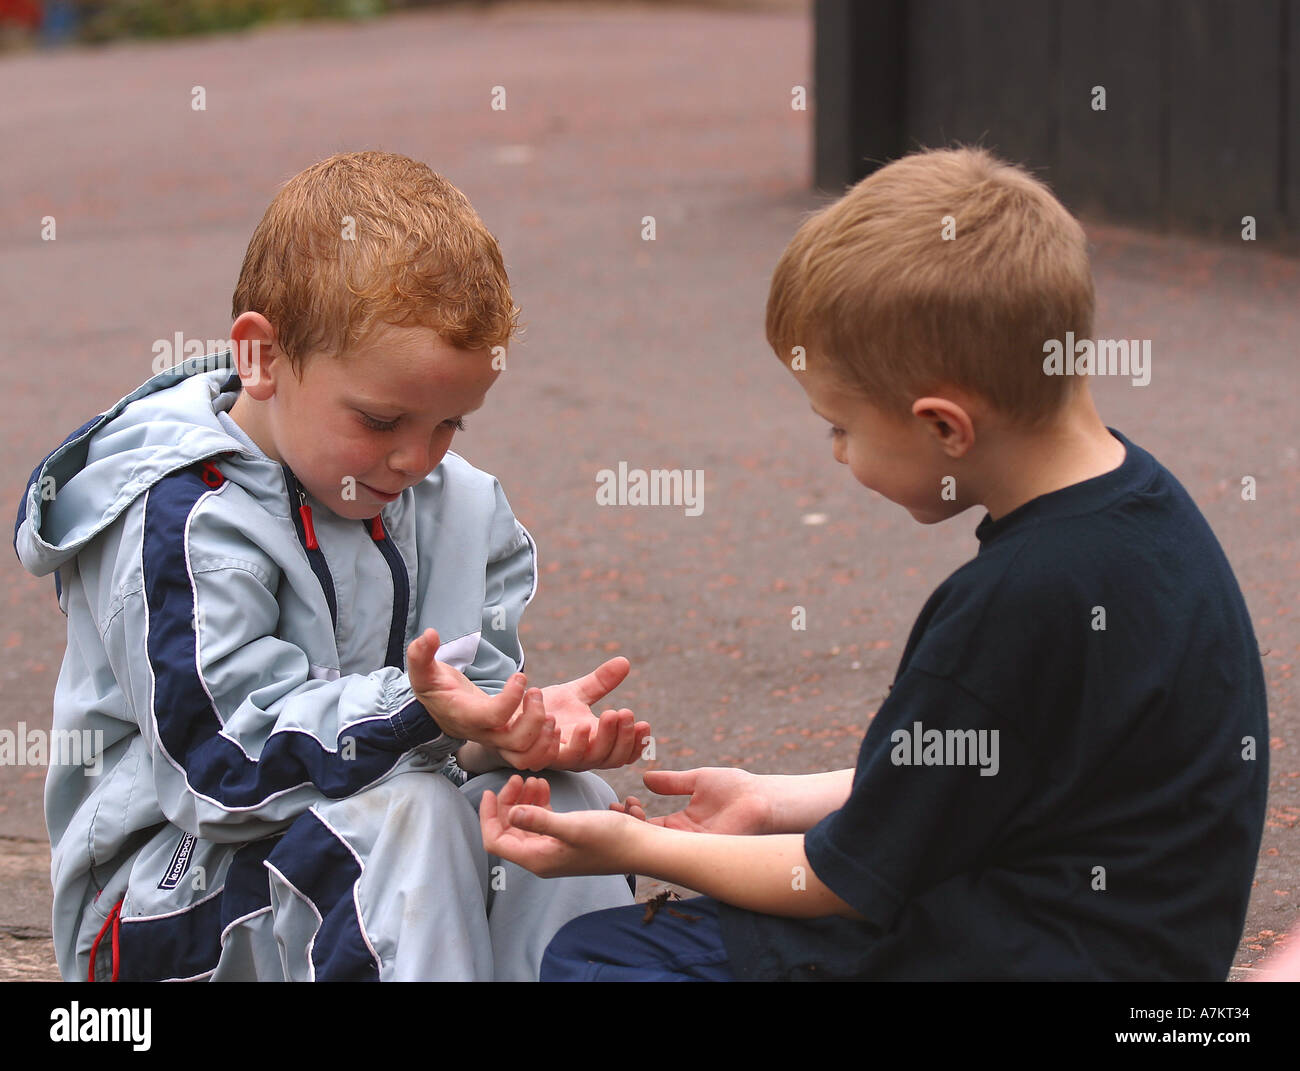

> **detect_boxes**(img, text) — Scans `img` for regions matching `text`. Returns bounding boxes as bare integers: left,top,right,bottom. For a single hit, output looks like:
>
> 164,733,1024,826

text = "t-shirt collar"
974,427,1156,548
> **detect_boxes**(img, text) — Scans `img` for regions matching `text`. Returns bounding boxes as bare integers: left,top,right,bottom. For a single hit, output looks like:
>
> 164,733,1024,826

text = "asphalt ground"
0,1,1296,982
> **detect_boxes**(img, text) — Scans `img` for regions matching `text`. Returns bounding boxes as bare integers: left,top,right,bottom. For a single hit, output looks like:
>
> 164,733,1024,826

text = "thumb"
406,628,442,690
642,767,696,798
510,804,557,835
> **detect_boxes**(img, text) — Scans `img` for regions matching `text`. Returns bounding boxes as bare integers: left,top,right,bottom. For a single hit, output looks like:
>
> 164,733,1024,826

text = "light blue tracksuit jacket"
13,350,624,981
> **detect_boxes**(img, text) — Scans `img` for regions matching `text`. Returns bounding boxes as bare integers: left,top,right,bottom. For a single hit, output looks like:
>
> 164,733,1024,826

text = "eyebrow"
350,397,486,418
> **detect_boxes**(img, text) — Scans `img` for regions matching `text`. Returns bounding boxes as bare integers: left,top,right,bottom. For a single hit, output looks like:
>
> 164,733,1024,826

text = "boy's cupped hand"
407,628,651,772
535,655,651,770
481,774,639,878
408,628,558,769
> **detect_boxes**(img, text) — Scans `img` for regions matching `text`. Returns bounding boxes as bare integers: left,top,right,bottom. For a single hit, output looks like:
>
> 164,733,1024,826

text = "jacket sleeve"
110,486,453,843
462,480,539,694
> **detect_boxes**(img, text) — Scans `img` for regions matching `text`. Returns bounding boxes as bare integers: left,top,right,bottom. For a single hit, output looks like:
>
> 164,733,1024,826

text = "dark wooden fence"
815,0,1300,250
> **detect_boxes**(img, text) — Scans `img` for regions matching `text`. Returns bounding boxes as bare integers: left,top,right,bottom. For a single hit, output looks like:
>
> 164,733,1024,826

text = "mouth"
361,483,404,501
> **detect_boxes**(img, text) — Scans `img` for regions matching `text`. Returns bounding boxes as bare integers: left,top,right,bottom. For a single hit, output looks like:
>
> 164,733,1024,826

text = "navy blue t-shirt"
717,428,1268,980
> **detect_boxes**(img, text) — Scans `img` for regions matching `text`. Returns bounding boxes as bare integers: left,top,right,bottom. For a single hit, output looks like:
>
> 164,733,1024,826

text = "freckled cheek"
332,439,386,481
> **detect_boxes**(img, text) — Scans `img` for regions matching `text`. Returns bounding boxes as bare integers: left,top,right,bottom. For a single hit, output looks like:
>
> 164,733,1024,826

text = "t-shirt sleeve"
804,665,1035,932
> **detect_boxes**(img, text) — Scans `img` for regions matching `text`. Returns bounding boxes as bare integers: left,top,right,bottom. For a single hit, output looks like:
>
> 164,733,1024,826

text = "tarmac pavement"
0,1,1295,981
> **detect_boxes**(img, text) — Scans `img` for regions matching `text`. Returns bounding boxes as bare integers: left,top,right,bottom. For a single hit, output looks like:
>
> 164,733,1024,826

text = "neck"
226,392,283,463
976,387,1126,522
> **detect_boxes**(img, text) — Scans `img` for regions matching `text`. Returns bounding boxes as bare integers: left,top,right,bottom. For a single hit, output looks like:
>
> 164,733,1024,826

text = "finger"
615,795,648,821
591,710,637,770
405,629,442,692
585,711,625,770
555,721,591,770
479,788,501,841
532,723,562,771
523,776,552,810
605,710,639,768
581,710,622,767
412,627,440,655
642,767,697,798
493,687,546,750
508,717,559,771
496,774,526,808
509,804,560,837
526,776,552,807
521,776,546,808
486,675,530,731
567,656,631,706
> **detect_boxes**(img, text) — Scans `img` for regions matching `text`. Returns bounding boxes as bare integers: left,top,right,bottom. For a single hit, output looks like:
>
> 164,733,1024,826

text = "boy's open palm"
536,657,652,770
613,767,772,835
481,775,635,877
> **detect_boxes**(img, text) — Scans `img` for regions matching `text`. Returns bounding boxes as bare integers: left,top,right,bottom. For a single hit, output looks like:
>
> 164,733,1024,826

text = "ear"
911,395,974,457
229,312,281,400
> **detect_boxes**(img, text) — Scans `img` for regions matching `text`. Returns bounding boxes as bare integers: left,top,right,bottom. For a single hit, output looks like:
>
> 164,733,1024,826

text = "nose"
390,431,443,480
831,438,846,465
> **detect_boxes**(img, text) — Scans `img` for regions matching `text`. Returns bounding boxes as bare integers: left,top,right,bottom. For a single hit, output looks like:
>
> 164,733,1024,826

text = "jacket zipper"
367,513,410,670
281,464,338,633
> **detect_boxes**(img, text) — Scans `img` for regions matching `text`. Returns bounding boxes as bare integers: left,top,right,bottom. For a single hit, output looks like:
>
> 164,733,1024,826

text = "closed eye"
359,414,467,433
359,413,399,431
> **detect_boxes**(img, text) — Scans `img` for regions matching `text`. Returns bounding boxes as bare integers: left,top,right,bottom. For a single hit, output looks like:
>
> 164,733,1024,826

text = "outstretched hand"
480,774,640,877
610,767,772,836
536,656,651,771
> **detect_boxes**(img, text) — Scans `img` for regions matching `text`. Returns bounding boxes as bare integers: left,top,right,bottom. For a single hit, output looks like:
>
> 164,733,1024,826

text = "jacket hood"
13,349,268,586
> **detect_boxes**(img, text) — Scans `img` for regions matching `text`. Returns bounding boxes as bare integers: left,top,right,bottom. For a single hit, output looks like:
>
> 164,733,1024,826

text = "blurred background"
1,0,1296,982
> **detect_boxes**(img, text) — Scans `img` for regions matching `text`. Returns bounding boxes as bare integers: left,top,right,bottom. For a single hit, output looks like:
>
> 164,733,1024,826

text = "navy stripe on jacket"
140,461,438,810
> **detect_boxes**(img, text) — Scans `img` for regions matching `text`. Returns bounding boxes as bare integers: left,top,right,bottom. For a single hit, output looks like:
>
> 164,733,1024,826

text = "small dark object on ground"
641,889,678,924
641,889,702,924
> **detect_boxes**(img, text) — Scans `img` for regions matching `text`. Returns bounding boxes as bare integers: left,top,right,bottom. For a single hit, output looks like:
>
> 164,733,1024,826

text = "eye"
443,418,467,432
827,426,845,439
359,413,399,432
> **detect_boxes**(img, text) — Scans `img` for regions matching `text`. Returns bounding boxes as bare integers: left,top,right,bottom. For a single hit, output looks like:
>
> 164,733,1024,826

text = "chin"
907,505,955,525
312,493,370,520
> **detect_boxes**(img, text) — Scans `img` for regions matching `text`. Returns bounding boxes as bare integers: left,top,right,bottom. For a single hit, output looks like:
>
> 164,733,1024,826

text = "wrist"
622,816,672,876
762,774,807,835
416,695,452,738
456,741,503,774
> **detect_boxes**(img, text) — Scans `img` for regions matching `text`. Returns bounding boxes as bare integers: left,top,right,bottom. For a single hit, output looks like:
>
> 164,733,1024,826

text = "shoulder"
140,457,281,582
424,450,507,498
412,452,525,548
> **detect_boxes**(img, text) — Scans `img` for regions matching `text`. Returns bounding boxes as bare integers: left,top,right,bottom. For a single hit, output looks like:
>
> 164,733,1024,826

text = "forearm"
626,822,864,920
762,769,855,833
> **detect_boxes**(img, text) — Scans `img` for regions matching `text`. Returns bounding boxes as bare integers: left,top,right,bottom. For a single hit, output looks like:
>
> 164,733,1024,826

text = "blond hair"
232,151,520,378
767,146,1094,427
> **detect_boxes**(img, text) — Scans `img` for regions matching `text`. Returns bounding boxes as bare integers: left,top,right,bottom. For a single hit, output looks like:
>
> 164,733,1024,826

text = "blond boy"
481,147,1269,981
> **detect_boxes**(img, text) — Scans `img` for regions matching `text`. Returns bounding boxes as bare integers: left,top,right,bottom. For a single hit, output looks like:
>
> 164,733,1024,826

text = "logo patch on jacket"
159,833,197,890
